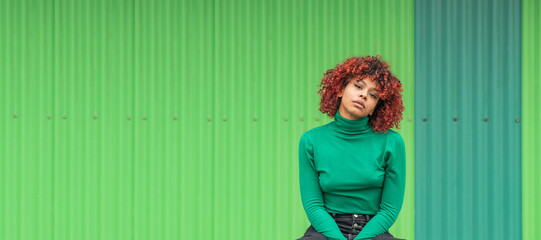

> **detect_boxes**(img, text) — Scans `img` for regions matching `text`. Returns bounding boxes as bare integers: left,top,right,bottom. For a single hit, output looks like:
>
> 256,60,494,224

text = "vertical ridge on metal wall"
415,0,522,239
522,0,541,239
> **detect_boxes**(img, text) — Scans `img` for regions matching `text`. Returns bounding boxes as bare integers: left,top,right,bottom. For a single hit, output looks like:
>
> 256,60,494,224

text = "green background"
1,0,540,239
0,0,414,239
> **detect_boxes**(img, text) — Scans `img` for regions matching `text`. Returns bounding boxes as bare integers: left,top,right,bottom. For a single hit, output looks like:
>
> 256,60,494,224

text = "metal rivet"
222,116,227,122
47,114,52,120
315,116,320,121
142,115,147,120
173,115,178,120
13,113,18,118
484,117,488,122
127,116,132,121
515,118,520,123
407,117,412,122
284,117,289,122
422,117,427,122
453,116,458,122
253,116,258,122
300,116,304,122
93,114,98,119
62,114,67,119
207,116,212,122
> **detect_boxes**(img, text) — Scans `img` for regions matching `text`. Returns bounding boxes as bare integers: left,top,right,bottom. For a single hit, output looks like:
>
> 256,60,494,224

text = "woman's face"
337,77,380,120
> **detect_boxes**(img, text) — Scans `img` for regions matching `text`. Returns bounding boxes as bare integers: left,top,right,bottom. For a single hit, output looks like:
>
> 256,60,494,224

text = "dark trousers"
297,213,404,240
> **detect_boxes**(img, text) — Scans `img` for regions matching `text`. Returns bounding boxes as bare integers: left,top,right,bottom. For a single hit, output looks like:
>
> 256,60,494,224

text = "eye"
369,93,378,99
355,84,363,89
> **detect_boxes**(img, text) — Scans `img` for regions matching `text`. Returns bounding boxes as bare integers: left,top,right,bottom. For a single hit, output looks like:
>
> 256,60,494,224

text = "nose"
359,89,368,99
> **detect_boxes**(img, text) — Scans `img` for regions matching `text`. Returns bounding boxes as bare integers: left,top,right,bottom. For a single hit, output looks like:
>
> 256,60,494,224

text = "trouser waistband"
330,212,375,221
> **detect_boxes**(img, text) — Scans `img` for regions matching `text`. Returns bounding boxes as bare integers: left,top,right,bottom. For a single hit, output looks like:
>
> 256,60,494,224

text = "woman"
297,56,406,240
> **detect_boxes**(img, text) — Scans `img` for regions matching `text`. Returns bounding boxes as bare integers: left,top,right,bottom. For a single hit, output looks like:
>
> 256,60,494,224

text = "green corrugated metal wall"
0,0,414,239
522,0,541,239
3,0,541,239
415,0,522,239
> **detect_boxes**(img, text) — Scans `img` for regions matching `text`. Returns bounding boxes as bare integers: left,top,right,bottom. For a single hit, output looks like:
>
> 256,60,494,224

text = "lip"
353,101,365,109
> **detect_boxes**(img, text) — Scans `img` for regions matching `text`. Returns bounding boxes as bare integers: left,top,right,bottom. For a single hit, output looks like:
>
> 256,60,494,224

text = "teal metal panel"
522,0,541,239
415,0,522,239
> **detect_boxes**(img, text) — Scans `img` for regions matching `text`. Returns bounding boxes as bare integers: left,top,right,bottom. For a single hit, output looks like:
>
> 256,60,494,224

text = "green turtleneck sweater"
298,110,406,240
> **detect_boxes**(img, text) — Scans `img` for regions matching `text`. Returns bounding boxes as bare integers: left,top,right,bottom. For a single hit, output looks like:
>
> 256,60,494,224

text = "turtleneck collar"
330,110,373,135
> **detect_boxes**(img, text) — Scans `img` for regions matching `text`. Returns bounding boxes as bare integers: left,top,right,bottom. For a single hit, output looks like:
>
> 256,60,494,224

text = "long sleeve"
354,133,406,240
299,133,347,240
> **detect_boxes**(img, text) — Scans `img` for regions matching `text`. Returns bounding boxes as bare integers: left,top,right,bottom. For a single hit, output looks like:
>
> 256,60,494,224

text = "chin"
350,109,365,117
353,111,368,119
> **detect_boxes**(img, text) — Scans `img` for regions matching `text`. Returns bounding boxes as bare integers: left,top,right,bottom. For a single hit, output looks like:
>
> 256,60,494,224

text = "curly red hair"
318,55,404,133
